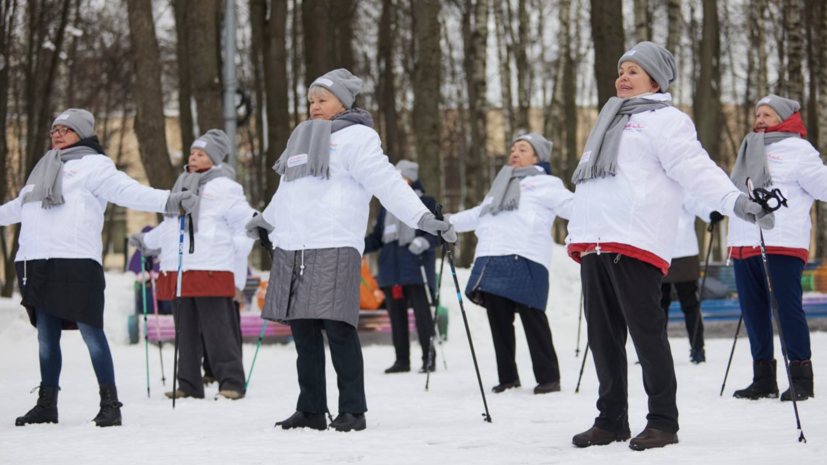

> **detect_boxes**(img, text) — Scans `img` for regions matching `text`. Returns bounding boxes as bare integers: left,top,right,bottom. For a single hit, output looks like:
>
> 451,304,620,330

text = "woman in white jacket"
0,109,194,428
727,95,827,402
450,133,572,395
565,42,773,451
131,130,255,401
245,69,454,432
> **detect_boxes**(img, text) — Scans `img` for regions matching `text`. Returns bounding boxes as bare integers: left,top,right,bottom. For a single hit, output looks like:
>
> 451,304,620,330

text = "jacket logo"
63,169,78,178
579,151,591,164
288,154,308,167
330,143,338,153
624,123,645,133
766,153,783,164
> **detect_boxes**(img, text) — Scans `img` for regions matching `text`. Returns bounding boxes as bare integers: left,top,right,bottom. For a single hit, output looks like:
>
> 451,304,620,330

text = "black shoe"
275,411,327,431
330,412,366,432
690,348,706,364
93,384,123,427
572,426,631,447
781,360,814,401
734,360,779,399
534,381,561,395
418,364,436,374
384,363,410,374
492,380,521,393
15,385,59,426
629,427,679,451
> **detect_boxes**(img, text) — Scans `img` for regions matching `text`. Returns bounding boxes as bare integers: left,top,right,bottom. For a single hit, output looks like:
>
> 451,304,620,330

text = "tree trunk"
492,0,514,147
378,0,403,162
785,0,804,106
694,0,722,162
816,0,827,257
291,0,301,128
515,0,529,133
330,0,355,70
173,0,195,151
302,0,331,92
804,0,819,148
412,0,441,199
125,0,178,189
633,0,651,43
589,0,625,110
665,0,681,54
263,0,291,202
561,0,577,187
754,0,769,98
249,0,266,207
186,0,223,132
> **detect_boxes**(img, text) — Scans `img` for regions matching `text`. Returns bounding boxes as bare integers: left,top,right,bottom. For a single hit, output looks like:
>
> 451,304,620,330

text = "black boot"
330,412,366,432
733,360,779,399
491,380,521,393
93,384,123,427
275,411,327,431
690,347,706,364
384,362,410,374
15,385,59,426
781,360,814,401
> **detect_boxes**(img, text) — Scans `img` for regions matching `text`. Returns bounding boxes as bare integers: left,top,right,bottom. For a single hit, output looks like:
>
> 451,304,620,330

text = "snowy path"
1,247,825,464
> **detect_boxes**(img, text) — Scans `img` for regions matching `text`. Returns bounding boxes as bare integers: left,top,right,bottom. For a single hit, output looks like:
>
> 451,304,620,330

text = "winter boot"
93,384,123,427
572,426,631,447
330,412,367,432
733,360,779,399
275,411,327,431
534,381,561,395
690,348,706,364
15,385,59,426
781,360,814,401
629,428,679,451
215,389,245,400
384,362,410,374
491,380,521,393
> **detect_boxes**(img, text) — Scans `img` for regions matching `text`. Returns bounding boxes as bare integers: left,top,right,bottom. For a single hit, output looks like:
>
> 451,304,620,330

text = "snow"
1,244,825,464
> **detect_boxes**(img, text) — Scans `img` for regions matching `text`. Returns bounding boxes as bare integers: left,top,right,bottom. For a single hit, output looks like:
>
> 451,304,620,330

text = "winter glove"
733,194,775,230
128,232,160,256
246,213,275,240
164,191,198,217
418,212,457,243
407,236,431,255
709,211,724,225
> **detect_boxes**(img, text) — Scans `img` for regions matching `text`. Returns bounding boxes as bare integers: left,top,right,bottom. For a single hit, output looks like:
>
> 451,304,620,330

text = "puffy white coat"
262,124,430,254
144,171,255,278
727,137,827,250
449,170,574,272
565,93,742,264
672,194,714,259
0,155,169,264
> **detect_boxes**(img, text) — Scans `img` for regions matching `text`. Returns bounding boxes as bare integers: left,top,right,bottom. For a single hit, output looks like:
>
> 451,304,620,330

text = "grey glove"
164,191,198,216
418,212,457,243
407,236,431,255
246,213,275,240
733,194,775,230
128,232,160,256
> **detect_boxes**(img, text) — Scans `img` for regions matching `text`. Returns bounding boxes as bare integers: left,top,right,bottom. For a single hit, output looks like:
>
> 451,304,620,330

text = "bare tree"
412,0,441,198
186,0,223,132
817,0,827,257
633,0,651,42
330,0,355,70
694,0,722,162
302,0,331,89
377,0,404,162
492,0,514,144
785,0,804,106
560,0,577,186
173,0,195,151
514,0,530,132
589,0,625,110
665,0,681,54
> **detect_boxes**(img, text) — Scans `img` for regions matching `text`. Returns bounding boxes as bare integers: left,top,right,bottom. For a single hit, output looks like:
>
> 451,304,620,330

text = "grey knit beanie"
396,160,419,182
513,133,553,162
191,129,231,165
52,109,95,139
617,41,677,93
309,68,363,109
755,94,800,122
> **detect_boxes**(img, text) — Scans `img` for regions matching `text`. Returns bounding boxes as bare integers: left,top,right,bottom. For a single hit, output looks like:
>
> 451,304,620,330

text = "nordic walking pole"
172,189,193,409
575,290,584,357
434,204,492,422
575,343,590,394
435,245,448,370
692,221,716,352
245,213,274,391
148,255,166,386
425,246,448,391
720,315,743,396
747,178,805,443
140,251,151,398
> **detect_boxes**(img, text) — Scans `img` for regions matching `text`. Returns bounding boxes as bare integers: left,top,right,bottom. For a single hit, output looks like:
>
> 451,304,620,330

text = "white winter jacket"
0,155,169,264
449,169,574,272
672,194,713,259
262,124,430,254
727,137,827,251
144,170,255,276
565,93,742,265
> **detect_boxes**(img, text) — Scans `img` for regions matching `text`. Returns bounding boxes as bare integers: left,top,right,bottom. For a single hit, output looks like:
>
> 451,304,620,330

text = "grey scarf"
571,96,670,184
479,165,544,217
166,165,233,230
273,108,374,182
382,189,421,246
22,145,101,209
731,131,800,193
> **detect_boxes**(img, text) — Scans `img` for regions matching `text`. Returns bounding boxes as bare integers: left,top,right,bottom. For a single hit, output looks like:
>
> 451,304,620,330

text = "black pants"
203,301,242,378
483,292,560,385
173,297,245,397
581,253,679,434
290,319,367,414
384,285,435,367
660,281,704,350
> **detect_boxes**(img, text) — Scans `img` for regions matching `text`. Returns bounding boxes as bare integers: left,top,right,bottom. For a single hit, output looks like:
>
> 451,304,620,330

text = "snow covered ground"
1,245,825,464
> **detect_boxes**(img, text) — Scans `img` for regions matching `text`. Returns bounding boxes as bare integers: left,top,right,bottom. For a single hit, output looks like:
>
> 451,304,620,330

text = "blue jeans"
36,309,116,387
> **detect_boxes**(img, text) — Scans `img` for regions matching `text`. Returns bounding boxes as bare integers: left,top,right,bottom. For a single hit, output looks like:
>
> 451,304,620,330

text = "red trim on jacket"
727,246,808,264
567,242,670,275
156,270,236,301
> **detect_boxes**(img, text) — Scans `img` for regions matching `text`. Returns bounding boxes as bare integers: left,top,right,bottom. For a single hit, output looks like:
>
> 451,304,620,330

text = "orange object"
256,280,268,312
360,258,384,310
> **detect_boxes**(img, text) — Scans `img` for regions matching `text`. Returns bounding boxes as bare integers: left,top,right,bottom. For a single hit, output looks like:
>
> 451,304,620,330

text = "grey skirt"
262,246,362,328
